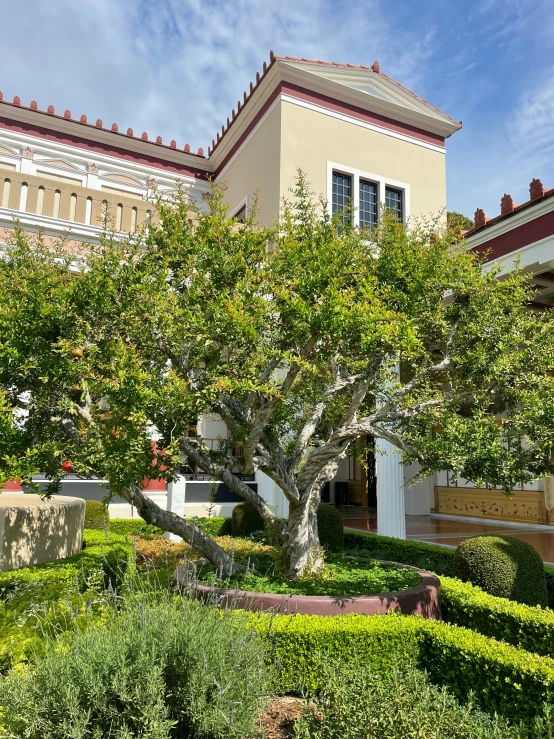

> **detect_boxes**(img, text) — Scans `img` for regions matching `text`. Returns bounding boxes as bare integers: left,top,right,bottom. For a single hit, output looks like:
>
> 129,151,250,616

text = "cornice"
276,62,460,139
0,105,211,177
465,195,554,249
0,128,211,192
207,64,282,170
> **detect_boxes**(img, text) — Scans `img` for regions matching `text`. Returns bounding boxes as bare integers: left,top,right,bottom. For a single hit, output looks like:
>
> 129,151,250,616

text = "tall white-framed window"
327,161,410,229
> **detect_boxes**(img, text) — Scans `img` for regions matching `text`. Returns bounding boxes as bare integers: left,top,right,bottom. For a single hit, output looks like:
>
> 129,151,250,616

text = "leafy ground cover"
121,525,421,597
199,554,421,596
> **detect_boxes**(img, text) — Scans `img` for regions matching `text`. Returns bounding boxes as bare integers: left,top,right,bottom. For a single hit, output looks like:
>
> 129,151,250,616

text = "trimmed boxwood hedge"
344,528,554,608
344,529,455,574
441,576,554,658
454,535,548,607
0,530,133,669
253,611,554,722
83,500,108,530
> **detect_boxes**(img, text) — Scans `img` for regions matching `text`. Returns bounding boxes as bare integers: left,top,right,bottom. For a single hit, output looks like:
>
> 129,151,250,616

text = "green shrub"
232,501,264,536
293,659,527,739
317,504,344,552
193,516,232,537
108,518,164,537
344,529,455,574
0,594,270,739
441,575,554,657
345,529,554,608
454,535,548,606
251,611,554,722
83,499,107,530
0,530,132,669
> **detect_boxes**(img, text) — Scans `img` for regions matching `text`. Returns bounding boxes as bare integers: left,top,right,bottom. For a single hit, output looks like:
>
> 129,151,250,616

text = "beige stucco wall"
279,100,447,222
216,102,282,227
0,494,85,571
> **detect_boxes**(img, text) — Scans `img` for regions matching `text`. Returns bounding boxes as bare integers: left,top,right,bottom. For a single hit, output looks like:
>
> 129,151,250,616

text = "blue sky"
2,0,553,220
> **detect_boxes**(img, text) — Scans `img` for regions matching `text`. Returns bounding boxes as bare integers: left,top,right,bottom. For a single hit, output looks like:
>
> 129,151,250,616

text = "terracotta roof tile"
0,94,206,159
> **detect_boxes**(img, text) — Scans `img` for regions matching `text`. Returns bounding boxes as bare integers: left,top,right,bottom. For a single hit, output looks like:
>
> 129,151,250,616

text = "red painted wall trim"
0,115,210,180
213,84,283,179
470,209,554,262
213,81,445,180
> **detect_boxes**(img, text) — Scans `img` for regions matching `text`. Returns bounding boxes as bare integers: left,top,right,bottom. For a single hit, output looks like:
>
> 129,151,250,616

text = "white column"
376,439,406,539
165,476,186,542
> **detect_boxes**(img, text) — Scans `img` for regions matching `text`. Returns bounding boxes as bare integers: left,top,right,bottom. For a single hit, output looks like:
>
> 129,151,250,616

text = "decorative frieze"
435,486,547,524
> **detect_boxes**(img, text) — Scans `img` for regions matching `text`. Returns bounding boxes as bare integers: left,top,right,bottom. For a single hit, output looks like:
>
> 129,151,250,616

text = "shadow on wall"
0,494,85,572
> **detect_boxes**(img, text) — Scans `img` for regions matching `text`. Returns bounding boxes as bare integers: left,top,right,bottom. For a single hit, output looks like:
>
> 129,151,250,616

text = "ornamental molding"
0,129,209,195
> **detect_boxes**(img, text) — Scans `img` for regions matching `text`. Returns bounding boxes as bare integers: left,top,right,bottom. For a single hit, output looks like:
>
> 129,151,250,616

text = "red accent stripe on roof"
471,207,554,262
0,114,210,180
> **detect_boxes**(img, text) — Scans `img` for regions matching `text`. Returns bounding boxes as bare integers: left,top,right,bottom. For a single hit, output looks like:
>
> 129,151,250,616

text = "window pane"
332,172,352,225
234,204,246,223
359,179,377,230
385,187,403,221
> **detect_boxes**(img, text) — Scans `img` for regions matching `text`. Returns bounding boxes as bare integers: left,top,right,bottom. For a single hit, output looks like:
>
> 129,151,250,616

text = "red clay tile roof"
466,179,554,237
0,91,205,158
207,51,461,157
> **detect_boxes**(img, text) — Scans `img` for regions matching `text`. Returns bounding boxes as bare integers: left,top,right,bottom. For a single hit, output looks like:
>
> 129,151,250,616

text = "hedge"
441,576,554,658
0,529,133,669
344,528,554,608
252,611,554,722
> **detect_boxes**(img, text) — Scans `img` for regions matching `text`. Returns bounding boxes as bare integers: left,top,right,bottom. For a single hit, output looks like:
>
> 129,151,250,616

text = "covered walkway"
339,506,554,566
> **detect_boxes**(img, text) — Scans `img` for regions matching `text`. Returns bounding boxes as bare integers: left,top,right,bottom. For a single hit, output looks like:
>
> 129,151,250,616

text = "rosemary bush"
0,592,271,739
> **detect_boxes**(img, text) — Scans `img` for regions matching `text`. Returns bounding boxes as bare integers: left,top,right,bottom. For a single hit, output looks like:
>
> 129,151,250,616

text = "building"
0,52,462,533
441,180,554,528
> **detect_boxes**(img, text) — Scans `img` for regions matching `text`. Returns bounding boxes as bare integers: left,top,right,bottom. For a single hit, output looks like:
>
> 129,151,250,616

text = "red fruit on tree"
62,460,73,472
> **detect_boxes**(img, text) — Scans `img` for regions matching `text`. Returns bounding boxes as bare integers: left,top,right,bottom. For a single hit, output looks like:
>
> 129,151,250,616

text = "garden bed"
174,559,441,618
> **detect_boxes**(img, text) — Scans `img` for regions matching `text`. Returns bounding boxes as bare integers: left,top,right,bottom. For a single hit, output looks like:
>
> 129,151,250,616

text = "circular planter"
173,560,441,620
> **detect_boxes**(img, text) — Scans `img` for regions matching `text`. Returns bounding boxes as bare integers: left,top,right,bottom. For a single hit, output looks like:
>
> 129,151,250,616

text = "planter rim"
174,559,442,619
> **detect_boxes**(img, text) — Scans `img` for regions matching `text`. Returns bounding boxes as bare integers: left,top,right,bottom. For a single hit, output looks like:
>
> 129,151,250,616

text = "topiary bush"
232,501,264,537
453,535,548,607
317,503,344,552
84,499,107,530
0,593,270,739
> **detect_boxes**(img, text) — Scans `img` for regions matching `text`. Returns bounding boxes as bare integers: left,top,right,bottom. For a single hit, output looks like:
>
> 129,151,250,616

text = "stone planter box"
0,494,85,572
174,561,441,619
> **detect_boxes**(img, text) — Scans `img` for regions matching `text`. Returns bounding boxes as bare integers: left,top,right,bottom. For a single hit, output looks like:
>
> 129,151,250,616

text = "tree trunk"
124,484,239,576
283,498,323,580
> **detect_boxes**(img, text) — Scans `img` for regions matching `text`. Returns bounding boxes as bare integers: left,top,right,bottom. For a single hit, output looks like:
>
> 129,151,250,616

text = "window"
233,204,246,223
332,172,352,224
385,187,403,221
359,179,377,231
328,163,409,228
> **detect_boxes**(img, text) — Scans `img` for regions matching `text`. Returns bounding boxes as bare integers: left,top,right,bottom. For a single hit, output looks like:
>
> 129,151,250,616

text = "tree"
1,174,554,579
447,211,474,235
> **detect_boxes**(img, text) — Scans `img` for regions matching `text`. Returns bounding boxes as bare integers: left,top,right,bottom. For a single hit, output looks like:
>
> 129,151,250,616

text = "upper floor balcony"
0,167,155,246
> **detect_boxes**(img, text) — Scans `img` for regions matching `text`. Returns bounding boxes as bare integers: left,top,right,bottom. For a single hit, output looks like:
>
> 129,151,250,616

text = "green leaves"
1,172,553,502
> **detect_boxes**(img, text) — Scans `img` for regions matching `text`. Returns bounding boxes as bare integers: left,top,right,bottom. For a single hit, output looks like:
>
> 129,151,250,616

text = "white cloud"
0,0,437,152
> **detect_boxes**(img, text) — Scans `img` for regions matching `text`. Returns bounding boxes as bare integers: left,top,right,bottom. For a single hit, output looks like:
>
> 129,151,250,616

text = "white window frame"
231,195,248,220
326,161,410,227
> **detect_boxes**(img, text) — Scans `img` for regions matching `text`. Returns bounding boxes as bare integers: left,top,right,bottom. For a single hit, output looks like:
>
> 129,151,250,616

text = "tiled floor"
339,506,554,564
